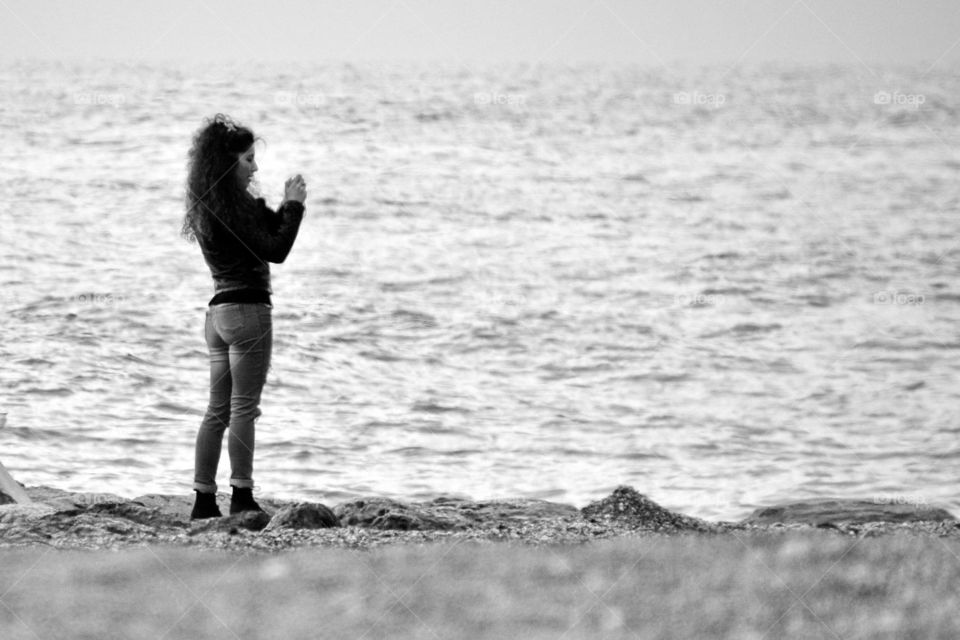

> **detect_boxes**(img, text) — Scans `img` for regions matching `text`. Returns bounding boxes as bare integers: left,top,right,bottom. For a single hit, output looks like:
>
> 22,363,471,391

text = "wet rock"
189,511,272,535
0,507,162,546
131,493,199,519
334,496,580,531
435,497,579,526
6,483,960,549
264,503,339,531
742,499,957,526
53,511,156,539
84,502,189,529
581,486,712,532
335,498,459,530
4,488,187,530
25,486,127,511
0,503,57,525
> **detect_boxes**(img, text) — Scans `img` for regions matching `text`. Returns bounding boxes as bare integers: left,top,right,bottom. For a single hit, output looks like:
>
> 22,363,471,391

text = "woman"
181,114,307,519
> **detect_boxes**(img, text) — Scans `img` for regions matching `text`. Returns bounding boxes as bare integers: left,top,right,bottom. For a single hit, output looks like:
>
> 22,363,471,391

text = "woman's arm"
243,199,305,264
230,175,307,263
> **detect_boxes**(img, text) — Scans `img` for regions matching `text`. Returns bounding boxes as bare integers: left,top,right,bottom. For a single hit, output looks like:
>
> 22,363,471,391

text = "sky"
0,0,959,68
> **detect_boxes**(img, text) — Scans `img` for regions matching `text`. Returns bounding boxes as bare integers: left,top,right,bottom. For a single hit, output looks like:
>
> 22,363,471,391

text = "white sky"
0,0,958,67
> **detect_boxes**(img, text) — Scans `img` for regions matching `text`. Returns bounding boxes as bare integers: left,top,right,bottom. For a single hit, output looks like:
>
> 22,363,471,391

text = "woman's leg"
193,308,232,493
220,304,272,489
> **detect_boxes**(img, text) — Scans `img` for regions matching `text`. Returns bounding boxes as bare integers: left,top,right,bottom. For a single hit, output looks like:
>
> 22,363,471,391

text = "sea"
1,59,958,521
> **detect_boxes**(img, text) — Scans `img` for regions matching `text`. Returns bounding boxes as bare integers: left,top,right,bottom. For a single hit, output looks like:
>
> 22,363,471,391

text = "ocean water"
1,59,958,521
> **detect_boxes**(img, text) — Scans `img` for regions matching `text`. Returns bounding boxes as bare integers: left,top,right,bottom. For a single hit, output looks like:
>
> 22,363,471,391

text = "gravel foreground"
4,531,960,639
5,486,960,638
1,484,958,551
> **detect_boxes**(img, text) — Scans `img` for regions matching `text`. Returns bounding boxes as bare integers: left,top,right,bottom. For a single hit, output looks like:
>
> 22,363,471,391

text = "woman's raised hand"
284,174,307,204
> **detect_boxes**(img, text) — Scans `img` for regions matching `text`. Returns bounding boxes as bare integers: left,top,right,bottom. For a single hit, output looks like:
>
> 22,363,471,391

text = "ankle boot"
190,490,222,520
230,486,263,514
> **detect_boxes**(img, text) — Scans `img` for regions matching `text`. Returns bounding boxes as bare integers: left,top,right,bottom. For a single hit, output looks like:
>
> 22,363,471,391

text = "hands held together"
284,174,307,204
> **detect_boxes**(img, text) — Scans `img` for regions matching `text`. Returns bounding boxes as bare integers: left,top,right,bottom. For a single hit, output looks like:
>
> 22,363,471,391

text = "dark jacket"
197,198,305,297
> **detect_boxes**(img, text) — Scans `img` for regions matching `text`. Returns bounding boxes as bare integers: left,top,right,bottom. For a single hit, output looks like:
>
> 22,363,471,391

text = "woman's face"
235,146,258,188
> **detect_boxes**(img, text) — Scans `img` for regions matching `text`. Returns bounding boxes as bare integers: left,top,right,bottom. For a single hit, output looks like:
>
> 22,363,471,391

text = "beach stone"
0,500,192,546
83,501,189,529
334,496,580,531
0,503,57,525
742,499,957,526
436,496,578,521
189,510,272,535
335,498,460,530
55,512,153,539
25,486,127,511
264,503,339,531
12,487,188,530
0,507,162,546
132,493,201,518
581,486,712,532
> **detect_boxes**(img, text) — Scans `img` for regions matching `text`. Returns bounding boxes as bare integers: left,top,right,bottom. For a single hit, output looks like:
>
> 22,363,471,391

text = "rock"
53,511,155,539
0,491,14,506
434,497,580,526
0,499,191,546
264,502,339,531
25,486,127,512
333,496,580,531
84,502,189,529
581,486,712,532
6,482,960,549
0,506,164,546
131,493,200,518
742,499,957,526
0,503,57,525
189,510,272,535
335,498,458,530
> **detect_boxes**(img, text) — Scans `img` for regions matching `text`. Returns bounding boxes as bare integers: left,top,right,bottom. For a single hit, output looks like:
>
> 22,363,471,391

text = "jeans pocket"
213,303,246,338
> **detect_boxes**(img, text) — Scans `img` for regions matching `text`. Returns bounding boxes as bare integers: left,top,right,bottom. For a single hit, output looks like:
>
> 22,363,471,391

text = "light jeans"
193,303,272,493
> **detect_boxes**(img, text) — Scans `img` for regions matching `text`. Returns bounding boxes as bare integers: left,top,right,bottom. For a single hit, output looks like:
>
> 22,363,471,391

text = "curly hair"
181,114,261,242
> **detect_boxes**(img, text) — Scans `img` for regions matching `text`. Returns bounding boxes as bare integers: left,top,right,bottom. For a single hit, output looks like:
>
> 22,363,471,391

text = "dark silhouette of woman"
181,114,306,519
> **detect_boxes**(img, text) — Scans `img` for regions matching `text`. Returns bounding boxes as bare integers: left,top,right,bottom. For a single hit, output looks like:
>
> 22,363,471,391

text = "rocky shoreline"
1,485,957,551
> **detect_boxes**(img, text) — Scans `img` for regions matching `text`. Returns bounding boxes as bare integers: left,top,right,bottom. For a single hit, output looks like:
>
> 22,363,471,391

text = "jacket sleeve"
239,199,305,264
